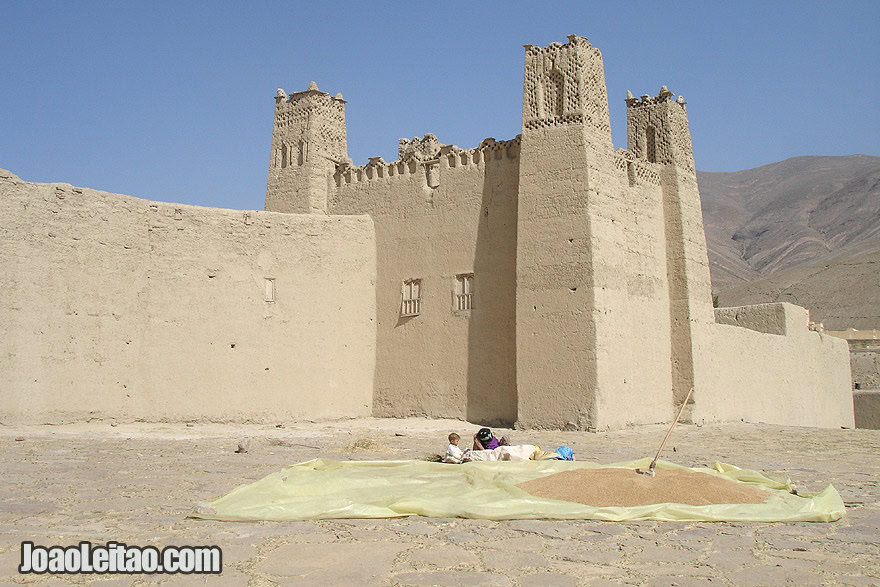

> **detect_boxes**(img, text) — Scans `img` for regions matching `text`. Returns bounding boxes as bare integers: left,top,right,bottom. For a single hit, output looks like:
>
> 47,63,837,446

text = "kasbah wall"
0,172,376,423
2,34,854,429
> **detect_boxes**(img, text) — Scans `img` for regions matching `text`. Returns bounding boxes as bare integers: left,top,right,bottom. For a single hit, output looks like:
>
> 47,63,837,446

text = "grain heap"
517,468,770,507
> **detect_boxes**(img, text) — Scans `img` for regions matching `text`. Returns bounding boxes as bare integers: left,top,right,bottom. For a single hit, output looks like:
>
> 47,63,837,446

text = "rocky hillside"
699,155,880,328
716,249,880,330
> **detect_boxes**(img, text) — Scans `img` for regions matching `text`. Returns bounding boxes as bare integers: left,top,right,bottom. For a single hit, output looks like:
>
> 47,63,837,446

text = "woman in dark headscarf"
472,427,509,450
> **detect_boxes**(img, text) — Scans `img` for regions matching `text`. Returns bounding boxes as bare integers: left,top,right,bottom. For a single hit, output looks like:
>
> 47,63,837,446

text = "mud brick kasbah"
1,35,854,429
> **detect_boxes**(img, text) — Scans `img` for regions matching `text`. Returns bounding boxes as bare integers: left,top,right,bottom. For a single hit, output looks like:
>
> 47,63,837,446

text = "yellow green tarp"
191,458,844,523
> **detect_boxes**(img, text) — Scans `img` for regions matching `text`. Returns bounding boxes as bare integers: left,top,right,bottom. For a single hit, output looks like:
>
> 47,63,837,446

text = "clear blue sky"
2,1,878,211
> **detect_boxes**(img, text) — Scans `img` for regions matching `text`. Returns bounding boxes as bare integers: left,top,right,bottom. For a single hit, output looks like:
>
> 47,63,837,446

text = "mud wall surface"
853,390,880,429
850,348,880,390
0,172,376,423
330,147,519,426
693,304,854,428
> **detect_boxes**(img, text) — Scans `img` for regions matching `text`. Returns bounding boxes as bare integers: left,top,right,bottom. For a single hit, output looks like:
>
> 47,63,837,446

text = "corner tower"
515,35,615,430
521,35,613,146
625,87,695,170
265,83,347,214
626,88,714,414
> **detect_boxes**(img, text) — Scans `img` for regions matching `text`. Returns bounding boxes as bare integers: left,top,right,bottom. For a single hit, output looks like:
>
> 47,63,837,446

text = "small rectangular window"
646,125,657,163
401,279,422,317
264,278,276,302
454,274,473,311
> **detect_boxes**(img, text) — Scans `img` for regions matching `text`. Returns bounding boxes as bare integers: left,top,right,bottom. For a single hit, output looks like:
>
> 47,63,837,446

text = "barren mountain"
699,155,880,288
699,155,880,328
716,249,880,330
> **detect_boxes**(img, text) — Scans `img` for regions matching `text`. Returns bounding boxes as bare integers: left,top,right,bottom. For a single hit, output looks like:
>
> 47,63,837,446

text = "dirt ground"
1,418,878,586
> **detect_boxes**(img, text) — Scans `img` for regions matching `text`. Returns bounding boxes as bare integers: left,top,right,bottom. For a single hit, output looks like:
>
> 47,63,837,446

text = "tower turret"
522,34,612,148
265,82,347,214
516,35,615,430
627,86,713,416
625,86,695,172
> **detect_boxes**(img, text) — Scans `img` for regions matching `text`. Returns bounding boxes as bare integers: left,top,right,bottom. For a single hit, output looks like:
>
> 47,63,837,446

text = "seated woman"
462,428,570,462
472,427,509,451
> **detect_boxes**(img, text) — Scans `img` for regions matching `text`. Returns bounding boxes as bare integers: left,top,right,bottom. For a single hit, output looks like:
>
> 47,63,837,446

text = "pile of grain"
516,467,769,507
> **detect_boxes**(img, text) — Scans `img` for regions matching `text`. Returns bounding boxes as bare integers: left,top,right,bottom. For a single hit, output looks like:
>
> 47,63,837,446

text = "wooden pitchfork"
636,386,694,477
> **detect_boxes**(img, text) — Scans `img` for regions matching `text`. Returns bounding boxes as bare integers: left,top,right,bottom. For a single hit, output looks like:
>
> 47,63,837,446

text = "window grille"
455,274,473,311
401,279,421,317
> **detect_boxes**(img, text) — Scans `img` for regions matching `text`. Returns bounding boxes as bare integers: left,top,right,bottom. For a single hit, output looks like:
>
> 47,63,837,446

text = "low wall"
0,171,376,423
692,303,854,428
853,390,880,429
850,349,880,391
850,347,880,429
714,303,796,335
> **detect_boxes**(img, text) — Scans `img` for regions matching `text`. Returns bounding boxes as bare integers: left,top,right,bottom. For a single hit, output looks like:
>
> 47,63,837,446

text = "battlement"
333,134,521,188
398,133,442,160
275,82,347,106
613,148,662,186
624,85,687,109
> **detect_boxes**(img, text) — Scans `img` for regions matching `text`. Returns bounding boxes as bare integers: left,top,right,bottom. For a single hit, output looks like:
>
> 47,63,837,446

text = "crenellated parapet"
624,85,684,109
613,148,662,186
398,133,442,161
333,134,521,188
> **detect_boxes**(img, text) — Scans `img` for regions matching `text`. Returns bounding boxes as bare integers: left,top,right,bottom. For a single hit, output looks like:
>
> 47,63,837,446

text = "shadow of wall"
466,148,520,427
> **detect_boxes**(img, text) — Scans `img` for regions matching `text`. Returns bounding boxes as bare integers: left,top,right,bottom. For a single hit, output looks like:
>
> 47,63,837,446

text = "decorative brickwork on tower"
265,83,348,214
626,87,695,172
522,35,611,141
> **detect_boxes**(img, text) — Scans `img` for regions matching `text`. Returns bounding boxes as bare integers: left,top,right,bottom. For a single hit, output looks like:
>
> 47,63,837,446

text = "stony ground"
1,419,878,586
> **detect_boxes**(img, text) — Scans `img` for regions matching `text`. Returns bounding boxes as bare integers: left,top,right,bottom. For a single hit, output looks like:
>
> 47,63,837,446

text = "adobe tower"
515,34,707,430
515,35,615,429
626,87,715,412
265,83,347,213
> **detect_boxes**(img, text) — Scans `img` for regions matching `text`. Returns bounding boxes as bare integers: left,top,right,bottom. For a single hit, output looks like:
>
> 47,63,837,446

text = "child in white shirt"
443,432,464,463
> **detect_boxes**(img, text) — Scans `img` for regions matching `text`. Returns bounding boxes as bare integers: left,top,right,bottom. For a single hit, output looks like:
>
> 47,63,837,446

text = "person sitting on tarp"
472,427,509,451
443,432,464,464
462,443,574,462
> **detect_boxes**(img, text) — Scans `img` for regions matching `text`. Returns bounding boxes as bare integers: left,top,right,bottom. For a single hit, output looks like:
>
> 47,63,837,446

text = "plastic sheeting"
191,457,845,523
